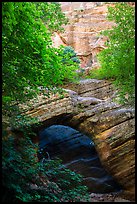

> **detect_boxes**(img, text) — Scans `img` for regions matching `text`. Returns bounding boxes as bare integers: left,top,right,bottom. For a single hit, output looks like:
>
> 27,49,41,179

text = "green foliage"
34,2,68,33
56,45,80,83
61,46,80,65
2,3,89,201
91,3,135,105
2,2,78,116
2,130,90,202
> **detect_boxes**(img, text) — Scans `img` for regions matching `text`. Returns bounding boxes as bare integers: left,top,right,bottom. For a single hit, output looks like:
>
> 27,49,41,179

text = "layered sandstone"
65,80,135,201
19,91,74,124
52,2,116,69
21,79,135,201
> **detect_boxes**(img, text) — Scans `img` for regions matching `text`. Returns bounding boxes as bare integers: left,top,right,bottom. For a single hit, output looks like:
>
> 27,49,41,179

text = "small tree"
61,46,80,65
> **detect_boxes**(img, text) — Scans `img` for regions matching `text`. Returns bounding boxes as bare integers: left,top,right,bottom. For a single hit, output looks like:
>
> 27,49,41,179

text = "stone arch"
17,79,135,200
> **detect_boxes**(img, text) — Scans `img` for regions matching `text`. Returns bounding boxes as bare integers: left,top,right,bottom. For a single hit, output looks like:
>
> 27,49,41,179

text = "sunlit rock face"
38,125,122,194
52,2,116,69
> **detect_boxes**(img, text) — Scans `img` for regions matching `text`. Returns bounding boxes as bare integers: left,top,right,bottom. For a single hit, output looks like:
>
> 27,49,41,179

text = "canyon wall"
52,2,116,69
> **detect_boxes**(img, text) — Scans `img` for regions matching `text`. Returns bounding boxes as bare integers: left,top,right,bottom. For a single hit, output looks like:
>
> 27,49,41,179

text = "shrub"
2,129,90,202
61,46,80,65
91,3,135,105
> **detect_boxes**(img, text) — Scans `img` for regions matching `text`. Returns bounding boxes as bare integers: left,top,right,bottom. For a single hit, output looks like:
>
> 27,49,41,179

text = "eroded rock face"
20,91,74,124
52,2,116,69
38,125,122,194
22,79,135,201
63,80,135,201
62,79,116,100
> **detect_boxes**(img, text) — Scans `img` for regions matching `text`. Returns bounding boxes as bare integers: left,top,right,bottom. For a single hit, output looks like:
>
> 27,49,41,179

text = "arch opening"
37,124,122,194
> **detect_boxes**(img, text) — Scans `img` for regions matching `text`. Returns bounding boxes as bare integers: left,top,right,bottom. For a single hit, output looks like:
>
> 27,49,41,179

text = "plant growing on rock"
61,46,80,65
60,45,82,81
90,3,135,105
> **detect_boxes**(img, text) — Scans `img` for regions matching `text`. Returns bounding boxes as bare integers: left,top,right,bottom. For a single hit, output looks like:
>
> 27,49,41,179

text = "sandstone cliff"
52,2,116,69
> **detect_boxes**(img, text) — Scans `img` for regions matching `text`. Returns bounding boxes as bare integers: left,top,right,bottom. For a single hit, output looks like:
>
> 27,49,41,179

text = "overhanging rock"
21,79,135,201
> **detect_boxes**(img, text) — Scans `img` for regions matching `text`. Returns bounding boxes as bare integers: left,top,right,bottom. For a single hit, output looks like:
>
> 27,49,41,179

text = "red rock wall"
52,2,116,69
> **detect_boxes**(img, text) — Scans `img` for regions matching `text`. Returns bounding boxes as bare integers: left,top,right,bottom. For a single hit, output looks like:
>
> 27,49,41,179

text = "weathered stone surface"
52,2,116,69
22,78,135,201
38,125,122,194
63,80,135,201
62,79,116,100
20,92,74,123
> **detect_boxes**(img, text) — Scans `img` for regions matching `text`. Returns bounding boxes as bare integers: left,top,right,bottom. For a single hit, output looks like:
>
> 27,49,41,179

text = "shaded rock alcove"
38,125,122,194
21,78,135,201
